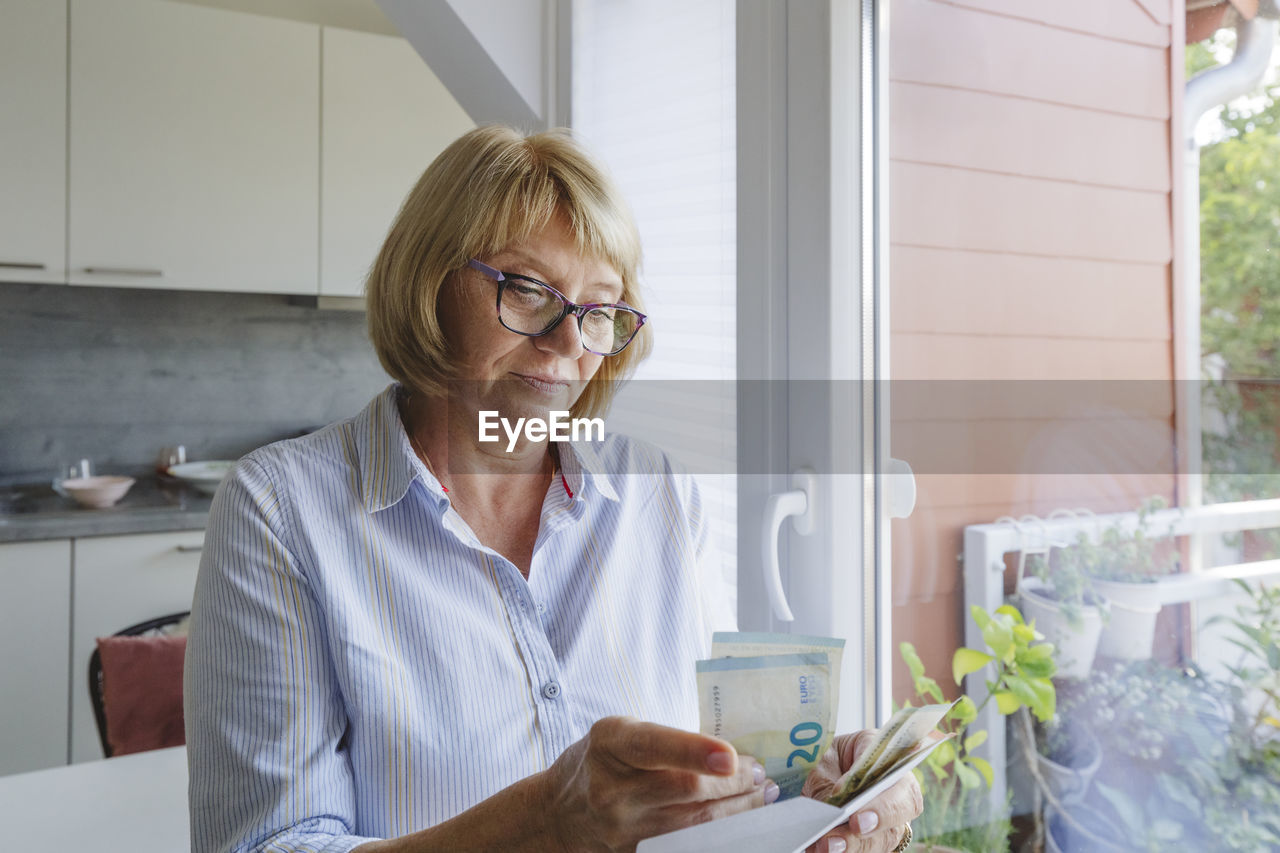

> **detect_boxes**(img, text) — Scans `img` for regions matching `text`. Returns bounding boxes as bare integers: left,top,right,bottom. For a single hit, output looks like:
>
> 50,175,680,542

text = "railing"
961,498,1280,811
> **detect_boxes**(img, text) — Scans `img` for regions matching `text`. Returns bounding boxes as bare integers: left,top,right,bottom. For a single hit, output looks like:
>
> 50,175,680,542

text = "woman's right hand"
541,716,778,852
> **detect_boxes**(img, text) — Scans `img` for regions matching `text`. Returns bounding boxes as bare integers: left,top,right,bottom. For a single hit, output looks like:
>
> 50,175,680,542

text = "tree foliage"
1195,38,1280,376
1192,36,1280,510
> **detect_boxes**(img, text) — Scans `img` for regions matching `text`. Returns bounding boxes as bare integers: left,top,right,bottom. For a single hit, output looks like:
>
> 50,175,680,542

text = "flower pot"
1018,580,1106,679
1035,726,1102,806
1045,804,1128,853
1091,579,1161,660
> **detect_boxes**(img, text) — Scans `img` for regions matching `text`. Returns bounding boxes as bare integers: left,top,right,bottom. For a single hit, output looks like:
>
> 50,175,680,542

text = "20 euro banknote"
696,652,834,801
710,632,846,732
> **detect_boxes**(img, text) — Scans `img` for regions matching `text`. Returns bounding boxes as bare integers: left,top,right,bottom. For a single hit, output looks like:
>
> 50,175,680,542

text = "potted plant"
1011,654,1228,851
1048,660,1224,787
1019,550,1108,679
1029,711,1102,806
1026,497,1179,669
903,604,1057,853
1036,581,1280,853
1044,786,1180,853
1075,497,1180,660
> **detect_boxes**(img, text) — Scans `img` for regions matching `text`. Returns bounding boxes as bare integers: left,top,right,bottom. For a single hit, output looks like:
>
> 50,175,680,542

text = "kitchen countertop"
0,475,213,542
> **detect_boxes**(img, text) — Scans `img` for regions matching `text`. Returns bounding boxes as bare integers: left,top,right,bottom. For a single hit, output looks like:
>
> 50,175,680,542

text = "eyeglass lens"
501,279,639,355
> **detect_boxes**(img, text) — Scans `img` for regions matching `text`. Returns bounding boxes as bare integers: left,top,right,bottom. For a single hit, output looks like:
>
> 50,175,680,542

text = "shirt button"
541,681,561,700
537,602,547,614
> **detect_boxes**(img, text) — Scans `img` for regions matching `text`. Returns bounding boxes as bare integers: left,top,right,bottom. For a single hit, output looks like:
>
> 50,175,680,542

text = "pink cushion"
96,634,187,756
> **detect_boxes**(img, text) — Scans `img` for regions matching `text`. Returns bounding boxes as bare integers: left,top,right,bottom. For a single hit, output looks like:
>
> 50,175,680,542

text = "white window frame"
735,0,891,733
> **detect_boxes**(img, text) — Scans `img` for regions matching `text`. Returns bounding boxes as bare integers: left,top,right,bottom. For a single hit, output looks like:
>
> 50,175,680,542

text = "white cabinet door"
320,27,473,297
0,0,66,286
0,540,72,775
70,530,204,763
68,0,319,294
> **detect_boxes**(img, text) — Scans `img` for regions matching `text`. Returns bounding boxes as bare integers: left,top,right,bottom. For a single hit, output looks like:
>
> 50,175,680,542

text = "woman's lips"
515,374,571,395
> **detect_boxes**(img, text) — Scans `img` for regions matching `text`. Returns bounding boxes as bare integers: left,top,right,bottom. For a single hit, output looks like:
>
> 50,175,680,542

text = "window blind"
571,0,738,630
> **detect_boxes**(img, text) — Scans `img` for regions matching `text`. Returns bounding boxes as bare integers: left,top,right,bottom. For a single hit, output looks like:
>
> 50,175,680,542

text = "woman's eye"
508,282,545,301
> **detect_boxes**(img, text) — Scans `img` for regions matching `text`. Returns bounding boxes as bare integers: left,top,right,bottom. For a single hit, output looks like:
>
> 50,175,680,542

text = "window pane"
885,4,1280,852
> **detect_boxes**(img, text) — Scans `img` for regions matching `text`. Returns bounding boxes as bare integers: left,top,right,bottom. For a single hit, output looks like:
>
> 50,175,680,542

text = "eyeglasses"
466,258,647,356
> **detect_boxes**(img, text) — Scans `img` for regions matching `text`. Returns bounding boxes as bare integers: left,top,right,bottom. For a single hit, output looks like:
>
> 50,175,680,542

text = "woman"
185,125,921,853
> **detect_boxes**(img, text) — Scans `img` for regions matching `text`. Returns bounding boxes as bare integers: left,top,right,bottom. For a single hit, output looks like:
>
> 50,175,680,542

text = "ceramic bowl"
167,460,235,495
61,475,136,508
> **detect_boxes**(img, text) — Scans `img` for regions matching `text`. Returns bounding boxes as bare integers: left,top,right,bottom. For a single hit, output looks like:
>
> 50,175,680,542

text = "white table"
0,746,188,851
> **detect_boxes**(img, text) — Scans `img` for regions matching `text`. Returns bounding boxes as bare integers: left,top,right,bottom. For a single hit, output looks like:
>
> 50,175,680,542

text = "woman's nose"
535,313,585,359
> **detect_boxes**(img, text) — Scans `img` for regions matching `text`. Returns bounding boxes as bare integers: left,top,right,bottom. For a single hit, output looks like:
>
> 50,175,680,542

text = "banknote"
824,700,956,807
696,652,833,801
710,632,846,729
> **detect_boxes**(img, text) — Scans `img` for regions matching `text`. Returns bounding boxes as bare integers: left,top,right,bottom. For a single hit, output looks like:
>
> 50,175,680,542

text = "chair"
88,611,191,758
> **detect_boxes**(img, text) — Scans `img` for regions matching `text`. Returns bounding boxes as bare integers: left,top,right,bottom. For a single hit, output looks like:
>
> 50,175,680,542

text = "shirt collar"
558,438,620,503
354,384,448,513
355,384,618,511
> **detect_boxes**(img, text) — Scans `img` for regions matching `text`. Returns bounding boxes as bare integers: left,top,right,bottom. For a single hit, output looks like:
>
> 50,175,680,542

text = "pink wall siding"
888,0,1180,696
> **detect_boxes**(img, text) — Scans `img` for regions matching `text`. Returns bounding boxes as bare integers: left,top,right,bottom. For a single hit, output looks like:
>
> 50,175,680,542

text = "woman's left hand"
800,730,925,853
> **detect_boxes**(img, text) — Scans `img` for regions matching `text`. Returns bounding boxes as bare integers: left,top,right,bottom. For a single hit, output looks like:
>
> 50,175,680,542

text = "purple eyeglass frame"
466,258,647,356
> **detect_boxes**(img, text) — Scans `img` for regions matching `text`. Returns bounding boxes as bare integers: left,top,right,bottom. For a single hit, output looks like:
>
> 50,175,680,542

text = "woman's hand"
801,731,925,853
542,715,777,852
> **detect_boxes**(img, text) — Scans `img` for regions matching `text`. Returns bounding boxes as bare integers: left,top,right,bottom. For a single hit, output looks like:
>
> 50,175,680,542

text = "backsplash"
0,283,391,481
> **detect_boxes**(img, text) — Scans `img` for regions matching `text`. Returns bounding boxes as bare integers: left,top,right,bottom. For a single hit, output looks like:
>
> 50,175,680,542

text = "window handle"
760,469,815,622
886,458,916,519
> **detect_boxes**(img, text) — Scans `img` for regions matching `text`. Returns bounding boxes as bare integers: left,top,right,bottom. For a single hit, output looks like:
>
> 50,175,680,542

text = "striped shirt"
185,384,721,853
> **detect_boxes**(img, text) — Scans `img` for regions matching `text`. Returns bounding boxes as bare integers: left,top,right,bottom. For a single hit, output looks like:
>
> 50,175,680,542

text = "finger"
840,729,880,767
595,716,739,775
847,774,923,838
803,729,882,801
808,824,903,853
628,758,768,806
647,779,772,838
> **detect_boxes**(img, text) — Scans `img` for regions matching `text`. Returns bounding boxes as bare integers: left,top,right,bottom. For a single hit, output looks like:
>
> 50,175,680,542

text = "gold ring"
891,824,912,852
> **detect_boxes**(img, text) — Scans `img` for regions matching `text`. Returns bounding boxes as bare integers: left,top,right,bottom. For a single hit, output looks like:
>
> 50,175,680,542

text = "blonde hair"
366,124,651,419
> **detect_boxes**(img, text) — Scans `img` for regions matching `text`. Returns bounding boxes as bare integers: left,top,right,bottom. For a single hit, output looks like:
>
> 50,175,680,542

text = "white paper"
636,736,945,853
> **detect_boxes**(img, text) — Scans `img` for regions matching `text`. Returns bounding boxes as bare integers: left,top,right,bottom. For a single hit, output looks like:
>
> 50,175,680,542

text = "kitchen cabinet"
0,0,67,286
0,539,72,775
70,530,203,763
68,0,319,294
320,27,473,297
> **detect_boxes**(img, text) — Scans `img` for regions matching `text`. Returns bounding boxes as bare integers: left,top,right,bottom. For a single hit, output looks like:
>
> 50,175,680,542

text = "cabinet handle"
82,266,164,277
0,261,46,270
176,544,203,553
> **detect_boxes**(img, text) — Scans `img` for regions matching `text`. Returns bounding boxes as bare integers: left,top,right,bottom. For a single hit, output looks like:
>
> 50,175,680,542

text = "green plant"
1025,497,1179,630
1069,496,1180,585
1025,662,1224,853
1045,581,1280,853
1091,779,1190,852
1055,660,1219,767
1189,580,1280,851
1211,579,1280,739
1024,550,1105,631
902,604,1057,853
